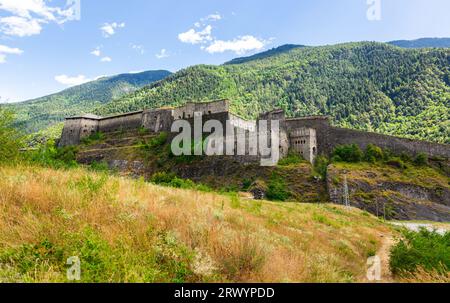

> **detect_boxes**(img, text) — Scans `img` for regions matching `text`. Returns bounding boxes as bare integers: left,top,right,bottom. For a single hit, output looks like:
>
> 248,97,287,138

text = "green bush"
150,172,210,191
332,144,363,163
278,152,304,166
390,228,450,276
386,157,406,169
266,175,290,201
0,108,23,163
81,132,105,145
314,156,329,180
89,161,110,172
148,132,168,148
414,153,428,166
26,140,79,169
364,144,384,163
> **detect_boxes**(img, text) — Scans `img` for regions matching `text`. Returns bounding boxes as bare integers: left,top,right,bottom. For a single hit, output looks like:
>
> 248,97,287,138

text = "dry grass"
398,267,450,283
0,164,395,282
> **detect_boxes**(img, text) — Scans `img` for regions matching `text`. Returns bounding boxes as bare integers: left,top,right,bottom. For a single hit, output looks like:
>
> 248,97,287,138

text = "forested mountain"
389,38,450,48
225,44,305,65
96,42,450,144
5,70,171,133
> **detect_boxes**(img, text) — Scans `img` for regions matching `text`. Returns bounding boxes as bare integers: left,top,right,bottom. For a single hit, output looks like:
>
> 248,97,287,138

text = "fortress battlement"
59,99,450,163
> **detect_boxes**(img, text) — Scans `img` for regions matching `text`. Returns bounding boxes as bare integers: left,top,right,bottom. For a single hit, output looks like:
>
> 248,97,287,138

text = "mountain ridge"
388,37,450,48
94,42,450,144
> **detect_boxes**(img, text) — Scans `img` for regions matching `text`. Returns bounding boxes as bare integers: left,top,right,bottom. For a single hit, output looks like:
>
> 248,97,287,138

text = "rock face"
327,165,450,222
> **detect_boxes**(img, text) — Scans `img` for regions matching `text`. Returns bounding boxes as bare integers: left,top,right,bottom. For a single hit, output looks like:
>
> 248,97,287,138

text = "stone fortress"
59,99,450,163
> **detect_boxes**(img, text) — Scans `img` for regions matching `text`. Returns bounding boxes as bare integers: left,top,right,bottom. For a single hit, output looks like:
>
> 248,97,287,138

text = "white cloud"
100,22,125,37
100,56,112,62
204,14,222,22
0,15,42,37
205,35,266,55
178,25,212,44
55,74,91,86
0,0,79,37
155,48,169,59
0,44,23,63
90,47,101,57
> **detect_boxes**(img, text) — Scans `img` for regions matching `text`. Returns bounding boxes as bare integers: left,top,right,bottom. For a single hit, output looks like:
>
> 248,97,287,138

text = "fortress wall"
59,119,83,146
285,117,332,155
98,111,143,133
142,109,173,133
79,118,100,139
173,100,230,120
329,127,450,159
59,118,99,147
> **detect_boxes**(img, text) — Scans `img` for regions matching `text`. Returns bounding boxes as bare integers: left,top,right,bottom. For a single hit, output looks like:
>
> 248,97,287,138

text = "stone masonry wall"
98,111,143,133
329,127,450,159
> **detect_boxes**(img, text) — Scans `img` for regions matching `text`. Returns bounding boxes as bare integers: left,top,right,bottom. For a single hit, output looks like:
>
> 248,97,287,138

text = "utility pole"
343,174,350,209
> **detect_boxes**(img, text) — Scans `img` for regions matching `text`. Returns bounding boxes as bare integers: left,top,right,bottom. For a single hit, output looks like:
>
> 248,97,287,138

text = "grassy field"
0,164,396,283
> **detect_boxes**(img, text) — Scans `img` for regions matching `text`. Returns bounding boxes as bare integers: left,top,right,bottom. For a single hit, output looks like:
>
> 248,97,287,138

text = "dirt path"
378,234,395,283
363,232,396,283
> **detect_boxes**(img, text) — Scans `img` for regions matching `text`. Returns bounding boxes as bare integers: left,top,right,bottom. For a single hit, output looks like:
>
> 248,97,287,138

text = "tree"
0,108,23,162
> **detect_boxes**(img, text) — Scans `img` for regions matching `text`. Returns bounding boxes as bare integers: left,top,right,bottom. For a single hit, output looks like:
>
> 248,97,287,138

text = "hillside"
0,164,394,282
389,38,450,49
71,128,450,221
5,70,172,133
96,42,450,144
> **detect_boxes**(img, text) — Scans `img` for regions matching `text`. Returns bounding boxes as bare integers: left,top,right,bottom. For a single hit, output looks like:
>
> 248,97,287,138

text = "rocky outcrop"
327,165,450,222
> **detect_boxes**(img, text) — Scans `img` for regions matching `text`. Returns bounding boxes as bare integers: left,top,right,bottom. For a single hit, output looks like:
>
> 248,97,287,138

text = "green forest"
96,42,450,144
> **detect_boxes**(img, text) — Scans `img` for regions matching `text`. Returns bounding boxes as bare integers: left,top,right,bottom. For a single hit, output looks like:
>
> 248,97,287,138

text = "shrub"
81,132,105,145
148,132,168,148
150,172,210,191
89,161,110,172
364,144,384,163
26,140,78,169
242,178,253,191
314,156,329,180
390,228,450,277
400,152,412,163
0,108,23,163
386,157,406,169
278,152,304,166
414,153,428,166
332,144,363,163
266,175,290,201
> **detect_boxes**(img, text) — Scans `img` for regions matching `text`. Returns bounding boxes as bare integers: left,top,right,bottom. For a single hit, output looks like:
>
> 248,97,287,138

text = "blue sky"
0,0,450,102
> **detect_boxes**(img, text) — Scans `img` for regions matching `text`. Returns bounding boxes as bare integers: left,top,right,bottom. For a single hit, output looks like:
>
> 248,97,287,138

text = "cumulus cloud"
155,48,169,59
100,22,125,37
0,0,79,37
178,13,270,55
0,44,23,63
0,16,42,37
100,56,112,62
178,25,212,44
90,46,101,57
55,74,91,86
205,35,266,55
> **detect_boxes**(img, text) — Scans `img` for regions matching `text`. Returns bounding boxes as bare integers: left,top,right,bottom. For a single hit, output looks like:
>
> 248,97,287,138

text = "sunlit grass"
0,164,394,282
